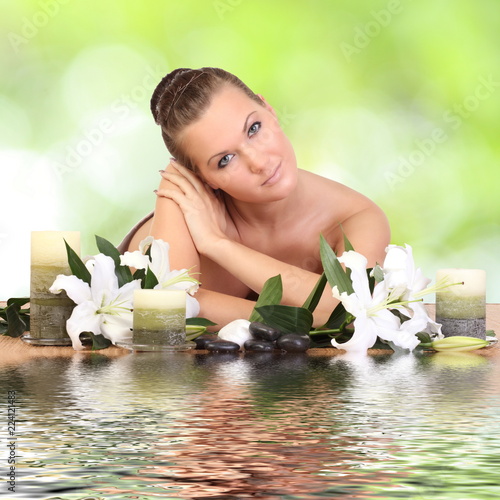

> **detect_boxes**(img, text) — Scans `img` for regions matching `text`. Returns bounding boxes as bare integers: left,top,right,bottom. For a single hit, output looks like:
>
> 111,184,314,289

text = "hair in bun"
150,67,262,171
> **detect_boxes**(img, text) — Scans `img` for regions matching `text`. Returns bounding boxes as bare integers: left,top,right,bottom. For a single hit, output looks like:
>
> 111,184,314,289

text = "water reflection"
1,349,500,499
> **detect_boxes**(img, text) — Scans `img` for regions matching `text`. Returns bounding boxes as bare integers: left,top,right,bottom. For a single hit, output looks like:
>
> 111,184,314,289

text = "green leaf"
5,302,27,338
302,272,327,313
186,317,217,327
416,331,432,346
367,268,375,294
249,275,283,323
7,297,30,308
319,234,353,295
143,266,159,289
371,265,385,284
65,240,91,285
322,301,348,330
0,298,30,337
95,235,133,287
256,304,313,334
133,268,146,281
343,230,355,252
85,332,112,350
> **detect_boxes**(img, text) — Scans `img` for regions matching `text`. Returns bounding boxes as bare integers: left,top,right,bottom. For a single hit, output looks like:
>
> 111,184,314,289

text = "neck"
223,171,306,230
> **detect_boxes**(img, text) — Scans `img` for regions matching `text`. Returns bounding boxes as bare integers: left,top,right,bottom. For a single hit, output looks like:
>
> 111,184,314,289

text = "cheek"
262,120,285,150
206,168,234,191
257,126,275,149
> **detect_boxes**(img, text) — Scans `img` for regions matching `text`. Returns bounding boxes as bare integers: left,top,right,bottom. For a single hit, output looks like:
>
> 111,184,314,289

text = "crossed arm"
150,162,390,327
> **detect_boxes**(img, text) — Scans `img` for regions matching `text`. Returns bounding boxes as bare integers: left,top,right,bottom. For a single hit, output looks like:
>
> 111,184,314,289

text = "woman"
120,67,390,327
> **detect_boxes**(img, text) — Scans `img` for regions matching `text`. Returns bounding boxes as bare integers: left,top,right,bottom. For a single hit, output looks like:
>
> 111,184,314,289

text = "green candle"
132,289,186,345
436,268,486,339
29,231,80,343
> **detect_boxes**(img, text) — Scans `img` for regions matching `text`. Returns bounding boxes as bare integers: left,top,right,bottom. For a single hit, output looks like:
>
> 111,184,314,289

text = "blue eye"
218,154,234,168
248,121,261,137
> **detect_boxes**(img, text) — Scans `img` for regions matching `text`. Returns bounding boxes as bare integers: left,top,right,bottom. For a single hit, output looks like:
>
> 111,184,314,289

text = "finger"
155,187,205,210
161,170,203,198
162,170,217,204
155,187,190,208
169,161,208,193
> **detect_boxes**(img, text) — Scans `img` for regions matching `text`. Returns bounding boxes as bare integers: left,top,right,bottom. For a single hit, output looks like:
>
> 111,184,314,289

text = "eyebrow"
207,111,257,166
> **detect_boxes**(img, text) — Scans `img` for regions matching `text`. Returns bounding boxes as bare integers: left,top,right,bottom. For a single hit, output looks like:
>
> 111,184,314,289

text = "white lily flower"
331,251,420,353
382,244,430,301
402,301,443,339
382,244,443,340
217,319,252,349
120,236,200,317
50,254,142,350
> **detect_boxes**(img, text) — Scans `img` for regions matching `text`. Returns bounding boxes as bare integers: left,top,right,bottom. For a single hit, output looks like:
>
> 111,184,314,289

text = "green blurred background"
1,0,499,301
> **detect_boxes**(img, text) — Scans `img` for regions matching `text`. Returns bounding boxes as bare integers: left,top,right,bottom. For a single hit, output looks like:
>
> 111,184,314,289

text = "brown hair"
150,67,263,171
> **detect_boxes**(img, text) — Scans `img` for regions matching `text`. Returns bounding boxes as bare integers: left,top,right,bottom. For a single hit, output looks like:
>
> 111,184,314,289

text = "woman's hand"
155,160,228,254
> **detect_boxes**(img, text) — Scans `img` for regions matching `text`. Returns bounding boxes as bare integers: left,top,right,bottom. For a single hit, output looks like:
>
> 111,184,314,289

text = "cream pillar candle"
435,268,486,339
29,231,80,344
132,289,186,345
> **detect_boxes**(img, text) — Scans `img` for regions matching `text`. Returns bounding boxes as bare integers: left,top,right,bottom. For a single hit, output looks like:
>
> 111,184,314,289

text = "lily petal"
50,274,91,305
331,315,378,352
338,251,372,306
138,236,154,254
186,295,200,318
149,239,171,279
101,311,134,344
120,250,150,270
65,301,101,350
90,254,119,305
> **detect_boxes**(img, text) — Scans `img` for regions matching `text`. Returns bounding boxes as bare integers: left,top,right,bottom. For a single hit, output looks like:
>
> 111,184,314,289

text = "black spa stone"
243,339,275,352
206,340,240,353
249,322,282,341
193,334,220,349
276,333,311,352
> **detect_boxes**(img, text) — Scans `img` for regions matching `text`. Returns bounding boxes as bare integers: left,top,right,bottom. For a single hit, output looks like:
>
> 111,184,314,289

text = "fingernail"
159,169,165,174
153,189,158,194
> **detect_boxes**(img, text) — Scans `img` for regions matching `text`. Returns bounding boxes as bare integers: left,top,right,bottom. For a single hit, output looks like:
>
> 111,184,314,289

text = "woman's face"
179,85,298,203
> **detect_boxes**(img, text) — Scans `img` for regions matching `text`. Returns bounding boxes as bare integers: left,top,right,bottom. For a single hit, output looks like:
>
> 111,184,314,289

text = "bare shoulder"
300,169,374,213
299,170,390,265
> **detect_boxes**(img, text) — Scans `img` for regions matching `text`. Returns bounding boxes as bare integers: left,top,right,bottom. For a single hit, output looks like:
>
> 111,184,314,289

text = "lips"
262,163,281,186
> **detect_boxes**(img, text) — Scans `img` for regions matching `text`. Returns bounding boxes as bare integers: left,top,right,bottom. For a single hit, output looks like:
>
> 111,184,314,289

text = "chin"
269,171,298,201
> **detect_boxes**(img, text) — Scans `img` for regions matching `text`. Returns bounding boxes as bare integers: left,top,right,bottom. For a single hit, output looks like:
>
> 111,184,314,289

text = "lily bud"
431,336,488,352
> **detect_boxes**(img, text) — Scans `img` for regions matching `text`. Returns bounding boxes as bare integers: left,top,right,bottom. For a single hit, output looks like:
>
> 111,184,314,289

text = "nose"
244,145,270,174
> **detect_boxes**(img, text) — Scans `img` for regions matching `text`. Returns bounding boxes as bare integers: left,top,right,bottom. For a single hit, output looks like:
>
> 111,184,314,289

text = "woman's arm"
156,163,339,321
156,163,390,326
148,163,263,326
196,288,256,328
337,204,391,267
324,179,391,268
149,163,201,272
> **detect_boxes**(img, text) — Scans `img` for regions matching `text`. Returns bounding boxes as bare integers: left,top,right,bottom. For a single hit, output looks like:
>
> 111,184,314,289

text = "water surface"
2,349,500,499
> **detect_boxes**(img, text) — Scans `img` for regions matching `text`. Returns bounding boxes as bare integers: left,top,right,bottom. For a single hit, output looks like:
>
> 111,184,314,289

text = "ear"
257,94,277,118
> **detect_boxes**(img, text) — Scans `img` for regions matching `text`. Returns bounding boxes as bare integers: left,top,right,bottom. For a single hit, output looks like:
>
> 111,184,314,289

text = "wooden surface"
1,304,499,367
